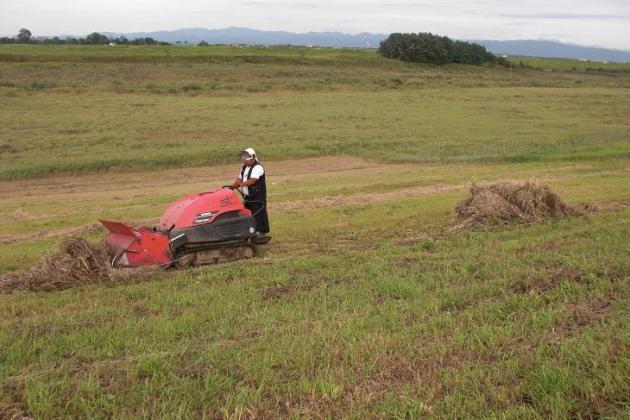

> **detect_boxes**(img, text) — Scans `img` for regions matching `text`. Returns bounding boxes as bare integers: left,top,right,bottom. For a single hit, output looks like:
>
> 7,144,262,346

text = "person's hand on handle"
227,177,242,190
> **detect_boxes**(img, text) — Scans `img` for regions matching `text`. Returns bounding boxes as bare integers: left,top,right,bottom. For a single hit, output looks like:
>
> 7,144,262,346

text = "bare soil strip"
269,184,465,211
0,157,390,199
1,157,627,247
0,180,460,246
0,223,104,245
3,181,627,247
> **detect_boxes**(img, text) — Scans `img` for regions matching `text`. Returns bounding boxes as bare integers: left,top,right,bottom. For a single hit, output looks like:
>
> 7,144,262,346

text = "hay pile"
454,181,581,229
0,237,143,293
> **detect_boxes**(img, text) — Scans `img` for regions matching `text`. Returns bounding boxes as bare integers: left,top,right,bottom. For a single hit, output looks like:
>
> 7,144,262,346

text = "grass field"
508,55,630,73
1,45,629,179
0,45,629,418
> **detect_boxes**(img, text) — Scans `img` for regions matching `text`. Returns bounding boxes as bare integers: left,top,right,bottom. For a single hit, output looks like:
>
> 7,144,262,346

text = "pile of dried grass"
0,237,153,293
454,181,581,230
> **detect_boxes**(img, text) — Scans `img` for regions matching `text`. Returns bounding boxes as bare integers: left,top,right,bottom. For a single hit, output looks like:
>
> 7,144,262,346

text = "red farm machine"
100,188,269,268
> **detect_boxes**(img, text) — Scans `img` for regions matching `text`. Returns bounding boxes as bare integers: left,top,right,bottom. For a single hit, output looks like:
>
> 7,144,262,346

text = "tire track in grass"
2,183,628,247
0,183,464,245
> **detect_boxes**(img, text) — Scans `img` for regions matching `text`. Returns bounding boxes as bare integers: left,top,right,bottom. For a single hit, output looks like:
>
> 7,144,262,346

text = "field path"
0,157,387,199
1,157,628,246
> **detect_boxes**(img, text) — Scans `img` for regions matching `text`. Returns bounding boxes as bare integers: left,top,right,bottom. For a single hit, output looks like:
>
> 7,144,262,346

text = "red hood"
159,188,250,230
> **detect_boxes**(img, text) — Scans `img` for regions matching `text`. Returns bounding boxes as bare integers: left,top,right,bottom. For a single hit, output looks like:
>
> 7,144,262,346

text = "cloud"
498,13,629,20
242,1,318,8
1,0,629,49
380,2,449,9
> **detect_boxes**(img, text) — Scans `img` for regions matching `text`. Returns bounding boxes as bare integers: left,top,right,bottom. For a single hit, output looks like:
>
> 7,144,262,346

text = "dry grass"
0,405,30,420
454,181,582,229
0,237,156,293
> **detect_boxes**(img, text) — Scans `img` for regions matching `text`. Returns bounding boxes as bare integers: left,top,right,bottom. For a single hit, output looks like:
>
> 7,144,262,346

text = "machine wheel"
189,245,256,266
173,253,197,268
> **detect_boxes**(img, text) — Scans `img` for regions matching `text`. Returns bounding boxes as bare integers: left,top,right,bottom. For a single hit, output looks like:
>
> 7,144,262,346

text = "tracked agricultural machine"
100,188,270,268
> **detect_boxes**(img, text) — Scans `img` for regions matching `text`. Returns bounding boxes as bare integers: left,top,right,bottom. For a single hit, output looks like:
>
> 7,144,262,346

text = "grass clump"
29,80,56,90
0,237,147,292
0,237,113,292
181,83,202,92
454,181,581,229
0,79,16,87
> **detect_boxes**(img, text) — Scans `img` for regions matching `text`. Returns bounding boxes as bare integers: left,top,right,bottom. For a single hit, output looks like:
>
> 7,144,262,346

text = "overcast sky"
1,0,629,50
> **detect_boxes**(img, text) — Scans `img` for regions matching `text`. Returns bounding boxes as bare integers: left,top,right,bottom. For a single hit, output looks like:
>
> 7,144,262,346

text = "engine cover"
160,188,251,230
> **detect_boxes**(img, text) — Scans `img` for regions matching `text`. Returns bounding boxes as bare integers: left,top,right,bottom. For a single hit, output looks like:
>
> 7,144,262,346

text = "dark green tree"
379,32,498,66
17,28,32,43
85,32,110,45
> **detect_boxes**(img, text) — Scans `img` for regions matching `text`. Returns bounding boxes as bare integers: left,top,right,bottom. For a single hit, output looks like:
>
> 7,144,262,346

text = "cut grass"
0,45,629,417
1,158,628,417
1,198,627,417
1,45,629,179
509,55,630,73
1,157,629,274
1,88,629,179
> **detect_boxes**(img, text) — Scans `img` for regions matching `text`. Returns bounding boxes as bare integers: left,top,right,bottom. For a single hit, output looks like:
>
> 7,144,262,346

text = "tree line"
379,32,507,66
0,28,169,46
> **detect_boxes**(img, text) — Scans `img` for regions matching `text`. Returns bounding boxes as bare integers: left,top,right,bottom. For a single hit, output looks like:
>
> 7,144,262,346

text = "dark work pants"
245,197,270,234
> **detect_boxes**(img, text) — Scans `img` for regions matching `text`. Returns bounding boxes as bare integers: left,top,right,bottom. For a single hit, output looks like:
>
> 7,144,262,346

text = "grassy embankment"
0,45,629,417
1,45,629,179
508,55,630,73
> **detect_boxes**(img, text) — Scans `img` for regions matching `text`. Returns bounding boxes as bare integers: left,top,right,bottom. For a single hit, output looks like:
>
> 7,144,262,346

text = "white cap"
240,147,256,160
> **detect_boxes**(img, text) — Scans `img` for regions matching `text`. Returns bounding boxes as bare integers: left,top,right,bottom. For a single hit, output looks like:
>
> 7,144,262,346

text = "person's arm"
230,177,242,189
241,165,263,187
240,177,258,187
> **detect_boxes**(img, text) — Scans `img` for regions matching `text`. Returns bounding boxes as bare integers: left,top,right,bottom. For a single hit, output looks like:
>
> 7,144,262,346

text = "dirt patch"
0,222,106,245
396,234,432,246
511,263,590,294
1,375,30,420
0,156,386,200
262,284,296,300
558,298,613,332
0,404,31,420
0,219,162,246
373,293,401,305
10,208,29,220
0,237,158,293
262,276,324,301
271,184,463,211
453,181,582,230
337,346,483,413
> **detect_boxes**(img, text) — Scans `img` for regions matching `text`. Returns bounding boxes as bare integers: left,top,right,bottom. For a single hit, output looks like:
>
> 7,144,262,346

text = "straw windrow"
0,237,157,293
454,181,582,229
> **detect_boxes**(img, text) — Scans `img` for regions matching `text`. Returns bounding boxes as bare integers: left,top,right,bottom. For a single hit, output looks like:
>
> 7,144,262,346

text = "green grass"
0,89,628,179
508,55,630,72
1,168,628,417
0,45,629,418
0,44,378,62
1,45,628,179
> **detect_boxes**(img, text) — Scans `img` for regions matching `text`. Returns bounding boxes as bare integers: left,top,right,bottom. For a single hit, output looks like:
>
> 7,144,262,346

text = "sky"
1,0,629,50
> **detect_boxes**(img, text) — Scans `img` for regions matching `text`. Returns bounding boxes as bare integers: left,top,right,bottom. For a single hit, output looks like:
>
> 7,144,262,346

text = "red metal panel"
100,219,140,251
159,188,250,230
101,220,171,267
125,227,171,267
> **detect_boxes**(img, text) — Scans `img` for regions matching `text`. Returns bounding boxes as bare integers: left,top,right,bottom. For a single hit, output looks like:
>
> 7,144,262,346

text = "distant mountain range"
472,40,630,63
99,27,630,63
104,27,386,49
